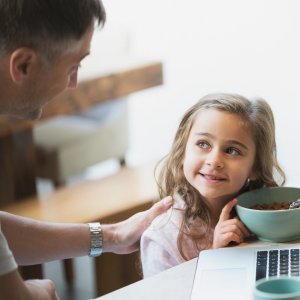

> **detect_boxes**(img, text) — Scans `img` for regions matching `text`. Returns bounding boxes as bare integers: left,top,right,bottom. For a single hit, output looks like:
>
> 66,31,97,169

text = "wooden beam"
41,62,163,119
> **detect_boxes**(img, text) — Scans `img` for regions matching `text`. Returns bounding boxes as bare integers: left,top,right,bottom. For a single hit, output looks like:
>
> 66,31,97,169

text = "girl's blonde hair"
156,93,285,259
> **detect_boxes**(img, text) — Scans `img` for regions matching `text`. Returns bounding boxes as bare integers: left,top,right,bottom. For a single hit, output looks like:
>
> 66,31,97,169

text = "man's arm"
0,196,173,264
0,211,90,265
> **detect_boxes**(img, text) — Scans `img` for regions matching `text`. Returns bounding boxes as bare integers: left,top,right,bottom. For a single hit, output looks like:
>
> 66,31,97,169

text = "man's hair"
0,0,106,60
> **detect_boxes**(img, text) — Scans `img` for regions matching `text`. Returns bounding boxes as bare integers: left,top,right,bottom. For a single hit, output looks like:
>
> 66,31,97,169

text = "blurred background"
85,0,300,186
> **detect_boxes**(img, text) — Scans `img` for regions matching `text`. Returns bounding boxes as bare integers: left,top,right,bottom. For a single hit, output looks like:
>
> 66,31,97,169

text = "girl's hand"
212,199,251,249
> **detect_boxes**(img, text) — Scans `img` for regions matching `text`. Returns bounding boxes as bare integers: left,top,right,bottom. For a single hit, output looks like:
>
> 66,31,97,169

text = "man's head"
0,0,106,119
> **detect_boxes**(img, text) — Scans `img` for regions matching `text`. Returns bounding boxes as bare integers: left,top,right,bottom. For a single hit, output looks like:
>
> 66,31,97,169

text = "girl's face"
183,108,256,211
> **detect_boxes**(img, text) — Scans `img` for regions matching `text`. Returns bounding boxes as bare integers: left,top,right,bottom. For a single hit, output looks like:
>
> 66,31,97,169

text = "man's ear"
9,48,38,84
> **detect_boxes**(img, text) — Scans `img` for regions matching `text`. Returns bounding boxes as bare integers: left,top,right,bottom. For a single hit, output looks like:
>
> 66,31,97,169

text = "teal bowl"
236,187,300,242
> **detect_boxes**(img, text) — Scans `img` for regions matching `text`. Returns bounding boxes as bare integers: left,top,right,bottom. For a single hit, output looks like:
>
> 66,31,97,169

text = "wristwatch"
88,222,103,257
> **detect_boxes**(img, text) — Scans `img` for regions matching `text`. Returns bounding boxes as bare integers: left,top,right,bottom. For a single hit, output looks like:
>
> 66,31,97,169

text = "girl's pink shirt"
140,195,201,278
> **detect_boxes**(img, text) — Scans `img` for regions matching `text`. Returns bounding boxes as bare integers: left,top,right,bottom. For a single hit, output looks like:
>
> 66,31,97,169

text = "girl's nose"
206,150,224,169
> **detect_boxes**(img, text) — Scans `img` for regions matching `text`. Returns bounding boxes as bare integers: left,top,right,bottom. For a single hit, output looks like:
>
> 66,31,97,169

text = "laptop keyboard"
256,249,300,281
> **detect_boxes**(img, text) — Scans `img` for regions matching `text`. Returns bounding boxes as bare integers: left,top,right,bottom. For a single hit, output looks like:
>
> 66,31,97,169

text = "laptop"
190,243,300,300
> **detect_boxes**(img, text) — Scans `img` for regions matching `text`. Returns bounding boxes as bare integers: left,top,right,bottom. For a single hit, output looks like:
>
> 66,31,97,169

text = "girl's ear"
9,48,38,84
249,171,257,181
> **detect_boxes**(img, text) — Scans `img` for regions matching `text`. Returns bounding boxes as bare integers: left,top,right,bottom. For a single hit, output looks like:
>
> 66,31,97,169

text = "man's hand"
25,279,60,300
212,199,250,249
103,196,173,254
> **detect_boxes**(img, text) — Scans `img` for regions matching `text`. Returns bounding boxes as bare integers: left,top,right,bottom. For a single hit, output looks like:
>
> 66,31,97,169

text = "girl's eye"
226,147,240,156
197,141,210,149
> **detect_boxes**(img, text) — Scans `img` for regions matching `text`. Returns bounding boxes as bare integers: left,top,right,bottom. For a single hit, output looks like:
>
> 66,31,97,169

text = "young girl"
140,93,285,277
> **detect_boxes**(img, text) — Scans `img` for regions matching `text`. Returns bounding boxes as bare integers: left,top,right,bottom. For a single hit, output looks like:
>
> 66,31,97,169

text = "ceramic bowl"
236,187,300,242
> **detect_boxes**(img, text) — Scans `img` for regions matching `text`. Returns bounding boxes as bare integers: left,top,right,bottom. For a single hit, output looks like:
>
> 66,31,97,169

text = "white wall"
90,0,300,186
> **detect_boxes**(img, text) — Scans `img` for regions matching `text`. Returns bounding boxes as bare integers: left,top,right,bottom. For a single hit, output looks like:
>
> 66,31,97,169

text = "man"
0,1,172,299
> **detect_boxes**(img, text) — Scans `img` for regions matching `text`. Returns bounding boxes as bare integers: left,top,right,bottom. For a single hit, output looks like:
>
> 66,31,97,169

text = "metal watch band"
88,222,103,257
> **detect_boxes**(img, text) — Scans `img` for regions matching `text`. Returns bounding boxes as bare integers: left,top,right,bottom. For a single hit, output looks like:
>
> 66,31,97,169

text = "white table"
94,239,300,300
94,258,197,300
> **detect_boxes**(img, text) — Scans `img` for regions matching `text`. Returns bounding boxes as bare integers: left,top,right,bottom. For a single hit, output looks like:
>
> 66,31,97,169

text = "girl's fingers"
218,221,250,241
214,198,251,247
234,217,251,237
219,199,237,222
222,231,242,245
221,218,251,237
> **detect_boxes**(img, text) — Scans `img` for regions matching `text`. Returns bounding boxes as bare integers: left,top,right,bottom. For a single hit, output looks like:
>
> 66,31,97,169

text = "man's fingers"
147,196,173,221
133,196,173,232
26,279,60,300
219,198,237,222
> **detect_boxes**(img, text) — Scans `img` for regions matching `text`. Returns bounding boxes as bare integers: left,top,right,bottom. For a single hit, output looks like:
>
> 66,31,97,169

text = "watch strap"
88,222,103,257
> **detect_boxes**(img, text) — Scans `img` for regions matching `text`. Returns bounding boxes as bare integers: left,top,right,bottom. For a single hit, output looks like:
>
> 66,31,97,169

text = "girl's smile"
199,172,227,183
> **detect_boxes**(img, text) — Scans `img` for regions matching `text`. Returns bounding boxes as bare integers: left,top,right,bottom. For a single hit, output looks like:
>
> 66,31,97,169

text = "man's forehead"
59,27,94,62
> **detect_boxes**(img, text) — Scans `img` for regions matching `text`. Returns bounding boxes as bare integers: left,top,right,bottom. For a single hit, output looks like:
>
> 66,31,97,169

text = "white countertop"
93,258,197,300
93,239,300,300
